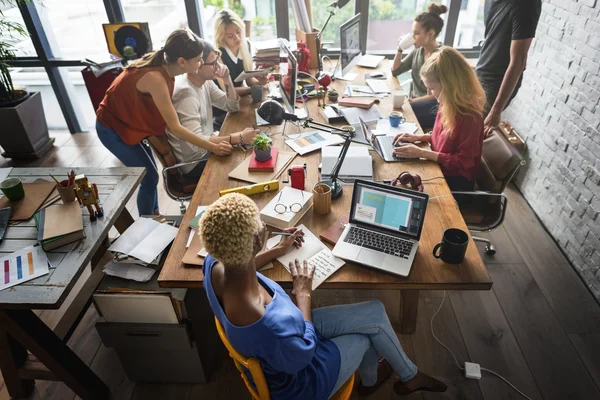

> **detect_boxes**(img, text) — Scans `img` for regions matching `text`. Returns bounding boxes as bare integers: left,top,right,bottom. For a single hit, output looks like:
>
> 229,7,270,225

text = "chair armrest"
163,160,205,173
451,191,506,198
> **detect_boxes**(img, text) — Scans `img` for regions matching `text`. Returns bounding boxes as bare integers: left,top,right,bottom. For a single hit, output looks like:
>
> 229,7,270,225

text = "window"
33,0,109,59
122,0,188,49
2,2,36,56
9,68,67,129
303,0,355,49
453,0,485,49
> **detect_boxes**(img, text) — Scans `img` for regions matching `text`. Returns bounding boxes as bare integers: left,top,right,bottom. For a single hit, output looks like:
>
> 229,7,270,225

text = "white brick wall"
504,0,600,300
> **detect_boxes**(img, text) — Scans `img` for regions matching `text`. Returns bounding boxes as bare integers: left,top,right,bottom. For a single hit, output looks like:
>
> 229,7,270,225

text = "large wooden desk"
158,61,492,334
0,167,143,399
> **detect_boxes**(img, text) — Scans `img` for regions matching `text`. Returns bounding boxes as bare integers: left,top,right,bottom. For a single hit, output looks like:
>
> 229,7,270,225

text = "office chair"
143,135,201,214
214,317,355,400
453,129,526,254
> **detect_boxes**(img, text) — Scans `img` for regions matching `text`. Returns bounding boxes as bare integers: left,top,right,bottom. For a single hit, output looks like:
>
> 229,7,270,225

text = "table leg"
400,290,420,334
0,309,109,400
114,207,135,234
0,312,34,398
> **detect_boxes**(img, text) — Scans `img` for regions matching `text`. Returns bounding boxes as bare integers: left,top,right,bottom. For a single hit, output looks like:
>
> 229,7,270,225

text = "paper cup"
398,34,415,51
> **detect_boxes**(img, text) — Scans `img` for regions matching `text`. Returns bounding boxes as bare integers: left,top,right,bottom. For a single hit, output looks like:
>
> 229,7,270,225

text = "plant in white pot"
252,134,272,162
0,0,54,160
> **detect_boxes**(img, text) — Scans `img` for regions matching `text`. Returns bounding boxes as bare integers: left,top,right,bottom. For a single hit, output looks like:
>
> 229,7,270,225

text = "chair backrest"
214,317,271,400
146,135,184,182
476,129,525,193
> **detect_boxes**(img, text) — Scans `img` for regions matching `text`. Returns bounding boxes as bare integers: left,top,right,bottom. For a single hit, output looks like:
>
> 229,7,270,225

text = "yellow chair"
215,317,355,400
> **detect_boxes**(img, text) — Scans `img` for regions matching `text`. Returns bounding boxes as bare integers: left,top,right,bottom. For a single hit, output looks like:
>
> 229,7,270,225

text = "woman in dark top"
212,9,268,128
391,3,447,129
199,193,447,399
393,47,486,191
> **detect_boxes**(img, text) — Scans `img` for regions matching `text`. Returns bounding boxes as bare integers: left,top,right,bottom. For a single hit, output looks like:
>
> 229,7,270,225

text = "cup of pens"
53,171,77,203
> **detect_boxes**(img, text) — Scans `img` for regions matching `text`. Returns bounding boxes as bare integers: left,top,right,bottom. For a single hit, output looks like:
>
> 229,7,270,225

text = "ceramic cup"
251,86,263,103
398,34,416,51
389,111,403,127
0,178,24,201
392,90,407,109
433,228,469,264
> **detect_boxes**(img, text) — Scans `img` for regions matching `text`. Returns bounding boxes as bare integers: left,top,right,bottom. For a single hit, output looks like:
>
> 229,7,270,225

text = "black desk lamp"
316,0,352,78
257,100,355,199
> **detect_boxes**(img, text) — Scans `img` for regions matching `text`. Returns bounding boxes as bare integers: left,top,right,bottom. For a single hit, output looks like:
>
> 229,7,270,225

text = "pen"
271,232,304,237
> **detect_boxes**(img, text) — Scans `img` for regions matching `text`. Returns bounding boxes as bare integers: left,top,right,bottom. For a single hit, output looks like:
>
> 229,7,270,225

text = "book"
187,206,208,230
338,97,379,109
260,186,313,229
248,148,279,172
319,214,350,245
34,202,85,251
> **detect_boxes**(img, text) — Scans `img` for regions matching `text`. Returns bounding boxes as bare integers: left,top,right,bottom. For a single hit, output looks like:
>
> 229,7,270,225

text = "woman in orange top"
96,29,233,216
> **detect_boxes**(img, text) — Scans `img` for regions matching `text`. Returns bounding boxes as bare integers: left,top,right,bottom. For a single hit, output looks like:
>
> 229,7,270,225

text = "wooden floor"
1,131,599,400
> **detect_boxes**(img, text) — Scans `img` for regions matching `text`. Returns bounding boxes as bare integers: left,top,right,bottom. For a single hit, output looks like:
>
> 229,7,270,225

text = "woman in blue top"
199,193,447,399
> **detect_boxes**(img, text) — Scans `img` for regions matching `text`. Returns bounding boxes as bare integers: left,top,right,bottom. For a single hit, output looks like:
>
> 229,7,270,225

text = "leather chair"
143,135,203,214
453,129,526,254
215,317,355,400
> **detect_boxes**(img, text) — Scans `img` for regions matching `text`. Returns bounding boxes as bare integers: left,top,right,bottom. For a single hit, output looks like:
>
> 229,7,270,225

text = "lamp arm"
300,118,353,137
316,8,337,74
329,136,353,185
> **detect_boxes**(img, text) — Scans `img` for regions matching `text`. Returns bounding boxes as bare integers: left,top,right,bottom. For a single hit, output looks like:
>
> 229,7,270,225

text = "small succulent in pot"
327,88,339,102
252,134,272,162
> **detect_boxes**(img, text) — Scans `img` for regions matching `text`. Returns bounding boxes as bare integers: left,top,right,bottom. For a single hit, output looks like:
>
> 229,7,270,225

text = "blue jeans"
96,121,159,216
411,99,438,129
312,300,418,397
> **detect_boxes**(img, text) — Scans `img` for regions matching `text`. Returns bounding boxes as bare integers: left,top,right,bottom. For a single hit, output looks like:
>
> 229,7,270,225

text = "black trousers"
477,73,523,118
445,175,475,192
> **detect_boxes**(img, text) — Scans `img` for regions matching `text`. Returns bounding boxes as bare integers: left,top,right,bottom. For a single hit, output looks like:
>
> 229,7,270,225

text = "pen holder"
57,180,77,203
313,183,332,215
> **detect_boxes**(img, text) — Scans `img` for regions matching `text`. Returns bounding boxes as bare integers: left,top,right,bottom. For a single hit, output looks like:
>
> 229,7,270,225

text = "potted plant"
0,0,54,160
252,134,272,162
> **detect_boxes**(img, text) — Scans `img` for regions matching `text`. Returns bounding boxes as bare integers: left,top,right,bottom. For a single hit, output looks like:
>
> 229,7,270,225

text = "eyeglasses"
274,191,304,214
202,59,219,70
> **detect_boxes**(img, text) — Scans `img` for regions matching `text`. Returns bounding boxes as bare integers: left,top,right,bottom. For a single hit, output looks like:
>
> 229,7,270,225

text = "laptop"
358,117,417,162
357,55,385,69
332,180,429,277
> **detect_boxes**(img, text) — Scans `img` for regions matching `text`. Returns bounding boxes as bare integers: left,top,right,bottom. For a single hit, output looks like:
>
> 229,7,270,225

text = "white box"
321,146,373,177
260,186,313,229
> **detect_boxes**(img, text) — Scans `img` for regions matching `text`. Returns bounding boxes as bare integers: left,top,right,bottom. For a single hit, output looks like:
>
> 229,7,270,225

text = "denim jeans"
312,300,418,398
411,99,438,129
96,121,159,216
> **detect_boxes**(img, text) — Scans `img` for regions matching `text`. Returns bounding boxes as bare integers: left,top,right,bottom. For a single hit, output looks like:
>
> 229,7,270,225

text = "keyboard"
344,226,414,259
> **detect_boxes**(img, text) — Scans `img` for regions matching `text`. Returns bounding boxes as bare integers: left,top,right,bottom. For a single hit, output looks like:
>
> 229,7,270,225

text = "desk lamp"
316,0,352,78
257,100,355,199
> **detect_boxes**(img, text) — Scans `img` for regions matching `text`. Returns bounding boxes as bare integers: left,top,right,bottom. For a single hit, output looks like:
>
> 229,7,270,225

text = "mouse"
370,72,385,78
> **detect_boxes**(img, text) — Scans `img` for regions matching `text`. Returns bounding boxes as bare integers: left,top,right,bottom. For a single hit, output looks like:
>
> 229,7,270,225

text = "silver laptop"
332,180,429,277
359,117,417,162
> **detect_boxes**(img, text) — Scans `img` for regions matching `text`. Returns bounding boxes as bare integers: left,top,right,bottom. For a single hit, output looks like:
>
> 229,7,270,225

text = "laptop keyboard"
344,226,414,259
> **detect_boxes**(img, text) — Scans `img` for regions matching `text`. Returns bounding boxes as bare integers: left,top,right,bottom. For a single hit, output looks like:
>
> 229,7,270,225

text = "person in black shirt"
476,0,542,135
212,9,268,129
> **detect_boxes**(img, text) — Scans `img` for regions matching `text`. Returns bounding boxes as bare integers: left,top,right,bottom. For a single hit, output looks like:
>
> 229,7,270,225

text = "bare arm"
137,71,218,151
392,49,403,72
410,94,437,103
484,38,532,134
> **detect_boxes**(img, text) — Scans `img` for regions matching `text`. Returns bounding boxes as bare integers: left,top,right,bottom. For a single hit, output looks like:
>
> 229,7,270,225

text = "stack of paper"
321,146,373,180
260,187,313,229
285,131,345,156
253,39,281,68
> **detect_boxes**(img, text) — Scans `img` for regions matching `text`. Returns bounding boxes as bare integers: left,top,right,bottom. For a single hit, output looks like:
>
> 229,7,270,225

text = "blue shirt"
203,255,341,400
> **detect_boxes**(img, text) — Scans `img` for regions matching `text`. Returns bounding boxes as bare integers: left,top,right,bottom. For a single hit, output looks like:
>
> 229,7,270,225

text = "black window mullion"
103,0,125,24
184,0,204,38
443,0,461,46
356,0,368,54
275,0,289,40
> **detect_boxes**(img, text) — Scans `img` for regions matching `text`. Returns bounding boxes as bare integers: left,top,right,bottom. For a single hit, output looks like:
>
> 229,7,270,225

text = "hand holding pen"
272,227,305,250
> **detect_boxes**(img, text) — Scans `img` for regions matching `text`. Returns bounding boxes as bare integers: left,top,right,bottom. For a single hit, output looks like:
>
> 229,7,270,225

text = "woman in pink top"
393,46,486,191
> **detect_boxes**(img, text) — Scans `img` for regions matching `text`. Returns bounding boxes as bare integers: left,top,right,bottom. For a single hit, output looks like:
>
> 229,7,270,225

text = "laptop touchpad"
357,248,386,266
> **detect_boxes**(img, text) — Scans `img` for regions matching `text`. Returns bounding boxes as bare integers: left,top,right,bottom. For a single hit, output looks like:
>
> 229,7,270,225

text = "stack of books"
34,202,85,251
248,148,279,172
260,186,313,229
253,39,281,68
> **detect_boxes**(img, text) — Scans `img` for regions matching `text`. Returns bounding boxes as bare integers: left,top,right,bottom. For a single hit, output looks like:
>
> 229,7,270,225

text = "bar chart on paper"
0,244,50,291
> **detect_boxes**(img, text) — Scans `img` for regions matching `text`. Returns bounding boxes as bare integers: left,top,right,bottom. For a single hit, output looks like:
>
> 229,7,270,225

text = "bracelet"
239,133,244,146
229,135,232,144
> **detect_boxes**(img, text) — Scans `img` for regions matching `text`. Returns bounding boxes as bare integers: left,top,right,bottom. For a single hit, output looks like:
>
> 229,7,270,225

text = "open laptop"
359,117,417,162
332,180,429,277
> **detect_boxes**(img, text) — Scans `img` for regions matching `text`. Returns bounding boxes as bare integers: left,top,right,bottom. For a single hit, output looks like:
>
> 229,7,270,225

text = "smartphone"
0,207,12,241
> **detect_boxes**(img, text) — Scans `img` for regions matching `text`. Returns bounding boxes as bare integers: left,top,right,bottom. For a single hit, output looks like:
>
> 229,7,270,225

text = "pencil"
271,232,303,237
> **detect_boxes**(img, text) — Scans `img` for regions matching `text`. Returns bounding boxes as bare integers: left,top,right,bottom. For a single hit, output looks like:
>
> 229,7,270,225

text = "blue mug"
389,111,404,127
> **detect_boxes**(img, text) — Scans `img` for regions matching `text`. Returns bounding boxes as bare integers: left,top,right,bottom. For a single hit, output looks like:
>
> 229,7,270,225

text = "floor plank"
504,185,600,334
568,333,600,392
131,383,192,400
411,296,483,400
449,290,543,400
76,344,135,400
489,263,600,400
472,226,525,265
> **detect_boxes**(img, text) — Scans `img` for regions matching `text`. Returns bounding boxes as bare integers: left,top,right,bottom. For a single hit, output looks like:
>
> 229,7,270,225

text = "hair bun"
427,3,448,16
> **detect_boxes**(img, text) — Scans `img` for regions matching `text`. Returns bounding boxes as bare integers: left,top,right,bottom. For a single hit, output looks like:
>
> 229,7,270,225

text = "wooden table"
158,61,492,334
0,167,144,399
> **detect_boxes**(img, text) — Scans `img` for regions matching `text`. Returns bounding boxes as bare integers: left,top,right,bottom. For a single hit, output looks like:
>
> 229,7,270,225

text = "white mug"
398,34,415,51
392,90,407,108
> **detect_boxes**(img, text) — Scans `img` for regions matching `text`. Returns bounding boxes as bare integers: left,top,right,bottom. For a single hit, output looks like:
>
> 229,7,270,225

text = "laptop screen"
350,180,429,240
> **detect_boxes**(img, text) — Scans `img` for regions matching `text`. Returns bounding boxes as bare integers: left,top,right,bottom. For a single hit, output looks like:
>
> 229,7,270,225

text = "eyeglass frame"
274,190,304,214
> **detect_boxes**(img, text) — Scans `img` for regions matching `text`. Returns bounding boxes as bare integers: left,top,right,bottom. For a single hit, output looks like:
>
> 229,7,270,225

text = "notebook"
35,202,85,251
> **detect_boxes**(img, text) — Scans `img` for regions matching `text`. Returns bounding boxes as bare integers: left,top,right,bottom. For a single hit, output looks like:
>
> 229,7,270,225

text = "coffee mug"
389,111,403,128
0,178,25,201
433,228,469,264
398,34,415,51
251,86,263,103
392,90,407,109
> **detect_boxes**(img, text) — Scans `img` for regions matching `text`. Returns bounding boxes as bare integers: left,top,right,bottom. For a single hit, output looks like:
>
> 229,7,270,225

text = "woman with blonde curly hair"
393,46,486,191
200,193,447,399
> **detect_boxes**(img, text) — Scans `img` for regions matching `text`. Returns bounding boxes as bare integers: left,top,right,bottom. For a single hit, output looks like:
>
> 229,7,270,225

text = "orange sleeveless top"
96,66,175,145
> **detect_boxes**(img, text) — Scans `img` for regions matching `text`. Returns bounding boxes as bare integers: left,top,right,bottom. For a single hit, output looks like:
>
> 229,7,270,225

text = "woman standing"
393,47,486,192
391,3,447,129
96,29,232,216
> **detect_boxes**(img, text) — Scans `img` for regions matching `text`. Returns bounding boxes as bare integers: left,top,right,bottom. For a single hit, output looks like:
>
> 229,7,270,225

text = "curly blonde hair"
199,193,261,268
